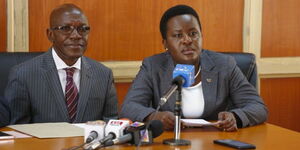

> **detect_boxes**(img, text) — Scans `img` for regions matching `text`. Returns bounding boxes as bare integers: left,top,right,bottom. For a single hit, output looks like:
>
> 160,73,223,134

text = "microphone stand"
163,83,191,146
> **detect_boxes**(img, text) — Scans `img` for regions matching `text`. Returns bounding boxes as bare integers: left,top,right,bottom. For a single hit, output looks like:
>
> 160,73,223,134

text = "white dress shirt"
182,81,205,118
52,48,81,95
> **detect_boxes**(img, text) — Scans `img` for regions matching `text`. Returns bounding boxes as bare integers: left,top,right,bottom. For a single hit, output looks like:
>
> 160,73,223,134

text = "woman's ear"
162,39,168,50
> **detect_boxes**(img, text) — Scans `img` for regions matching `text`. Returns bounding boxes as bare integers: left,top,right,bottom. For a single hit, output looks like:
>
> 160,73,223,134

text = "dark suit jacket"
0,96,10,127
120,50,268,127
5,50,118,124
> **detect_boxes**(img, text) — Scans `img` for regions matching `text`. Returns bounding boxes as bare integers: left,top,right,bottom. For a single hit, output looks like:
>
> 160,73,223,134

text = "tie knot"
65,67,76,77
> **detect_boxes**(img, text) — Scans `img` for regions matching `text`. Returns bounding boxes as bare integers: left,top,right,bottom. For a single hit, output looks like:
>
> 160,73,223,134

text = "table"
1,123,300,150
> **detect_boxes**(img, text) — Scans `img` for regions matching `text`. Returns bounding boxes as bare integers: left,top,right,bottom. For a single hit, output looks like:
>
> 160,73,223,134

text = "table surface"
1,123,300,150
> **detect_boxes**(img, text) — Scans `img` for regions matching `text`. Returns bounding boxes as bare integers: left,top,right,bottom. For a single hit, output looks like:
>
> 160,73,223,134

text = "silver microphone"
159,84,178,106
159,76,186,106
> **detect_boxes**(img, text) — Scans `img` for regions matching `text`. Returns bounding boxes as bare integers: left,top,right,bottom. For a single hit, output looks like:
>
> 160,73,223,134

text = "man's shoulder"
82,56,111,72
12,52,49,73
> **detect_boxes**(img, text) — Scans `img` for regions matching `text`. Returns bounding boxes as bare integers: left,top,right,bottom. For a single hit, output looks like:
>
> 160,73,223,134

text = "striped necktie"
64,67,79,123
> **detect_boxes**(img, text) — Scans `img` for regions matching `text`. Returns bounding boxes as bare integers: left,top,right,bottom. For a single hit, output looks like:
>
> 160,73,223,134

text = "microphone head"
148,120,164,138
86,131,98,143
172,64,195,87
105,120,130,138
172,76,185,85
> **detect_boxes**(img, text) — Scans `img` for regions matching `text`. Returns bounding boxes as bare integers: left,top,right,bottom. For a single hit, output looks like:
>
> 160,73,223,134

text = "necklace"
194,66,201,79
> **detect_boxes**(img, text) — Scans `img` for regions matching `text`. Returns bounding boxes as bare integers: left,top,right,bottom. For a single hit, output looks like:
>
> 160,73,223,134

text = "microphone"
172,64,195,87
83,121,106,144
160,64,195,106
104,120,130,138
84,119,130,150
103,134,133,146
84,133,116,150
98,132,116,145
148,120,164,138
103,120,164,147
85,131,98,143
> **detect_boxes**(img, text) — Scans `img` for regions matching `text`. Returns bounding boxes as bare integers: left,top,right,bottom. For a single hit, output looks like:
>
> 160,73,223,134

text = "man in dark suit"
5,4,118,124
0,96,10,127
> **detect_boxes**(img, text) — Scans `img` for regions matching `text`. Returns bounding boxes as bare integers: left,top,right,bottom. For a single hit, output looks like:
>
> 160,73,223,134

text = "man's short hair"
159,5,202,40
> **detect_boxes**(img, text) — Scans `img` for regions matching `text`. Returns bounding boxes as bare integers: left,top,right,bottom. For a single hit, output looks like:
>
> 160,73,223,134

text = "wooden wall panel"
260,78,300,132
115,83,131,111
261,0,300,57
29,0,243,61
0,0,6,52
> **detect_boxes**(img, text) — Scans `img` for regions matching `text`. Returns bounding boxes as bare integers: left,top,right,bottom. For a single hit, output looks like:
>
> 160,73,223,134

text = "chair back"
221,52,257,88
0,52,43,96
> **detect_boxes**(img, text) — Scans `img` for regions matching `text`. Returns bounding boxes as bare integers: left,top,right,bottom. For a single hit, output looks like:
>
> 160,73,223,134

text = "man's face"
163,14,202,65
47,9,89,65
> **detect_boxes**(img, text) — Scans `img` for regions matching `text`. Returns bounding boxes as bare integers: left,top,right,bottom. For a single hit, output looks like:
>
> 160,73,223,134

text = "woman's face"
163,14,202,65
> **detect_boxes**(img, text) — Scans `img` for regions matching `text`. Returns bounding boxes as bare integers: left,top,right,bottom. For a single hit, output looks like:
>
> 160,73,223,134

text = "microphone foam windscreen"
148,120,164,138
172,64,195,87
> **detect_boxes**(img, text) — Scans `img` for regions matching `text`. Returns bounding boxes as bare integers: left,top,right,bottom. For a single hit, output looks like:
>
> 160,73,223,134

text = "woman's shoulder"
202,49,230,58
202,49,234,64
201,49,237,73
144,51,170,61
143,51,172,65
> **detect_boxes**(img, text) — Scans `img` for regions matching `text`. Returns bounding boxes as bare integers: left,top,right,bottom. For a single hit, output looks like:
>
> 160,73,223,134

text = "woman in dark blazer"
120,5,268,131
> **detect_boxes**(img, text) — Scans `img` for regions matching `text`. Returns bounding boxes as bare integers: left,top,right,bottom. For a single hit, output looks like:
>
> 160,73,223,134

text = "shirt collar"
52,47,81,70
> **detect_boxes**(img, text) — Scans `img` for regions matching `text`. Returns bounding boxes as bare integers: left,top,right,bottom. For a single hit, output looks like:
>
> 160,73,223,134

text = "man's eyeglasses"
50,25,90,35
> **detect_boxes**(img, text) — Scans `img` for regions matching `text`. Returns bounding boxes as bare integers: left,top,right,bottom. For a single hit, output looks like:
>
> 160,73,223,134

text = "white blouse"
182,81,205,118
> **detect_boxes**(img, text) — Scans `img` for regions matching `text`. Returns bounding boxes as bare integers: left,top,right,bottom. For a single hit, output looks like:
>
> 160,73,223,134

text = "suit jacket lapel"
42,49,69,121
200,51,219,118
75,56,92,122
159,53,176,112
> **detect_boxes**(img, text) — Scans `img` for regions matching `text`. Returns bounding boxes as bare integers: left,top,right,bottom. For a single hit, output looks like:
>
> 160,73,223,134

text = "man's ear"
46,28,54,42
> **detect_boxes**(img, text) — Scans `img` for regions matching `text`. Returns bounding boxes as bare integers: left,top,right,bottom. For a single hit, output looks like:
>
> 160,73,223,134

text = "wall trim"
7,0,14,52
7,0,29,52
243,0,263,91
101,61,141,83
243,0,262,58
258,57,300,75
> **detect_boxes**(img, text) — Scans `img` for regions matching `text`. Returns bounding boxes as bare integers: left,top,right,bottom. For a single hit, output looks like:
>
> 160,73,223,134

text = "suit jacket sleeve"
120,58,156,121
0,96,10,127
5,67,31,124
227,56,268,127
102,69,118,122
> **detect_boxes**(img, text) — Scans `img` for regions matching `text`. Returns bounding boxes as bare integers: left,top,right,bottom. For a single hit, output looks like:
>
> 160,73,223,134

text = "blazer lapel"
159,53,176,112
200,51,219,118
42,50,69,121
75,57,92,122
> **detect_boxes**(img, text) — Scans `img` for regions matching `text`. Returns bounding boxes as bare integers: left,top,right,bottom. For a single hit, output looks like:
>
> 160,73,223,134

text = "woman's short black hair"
160,5,202,40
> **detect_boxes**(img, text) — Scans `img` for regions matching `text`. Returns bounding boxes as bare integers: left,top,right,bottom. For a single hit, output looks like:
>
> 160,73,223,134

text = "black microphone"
103,120,164,147
85,131,98,143
84,119,130,150
103,134,133,146
159,64,195,106
84,132,116,150
159,76,185,106
99,132,116,144
148,120,164,138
